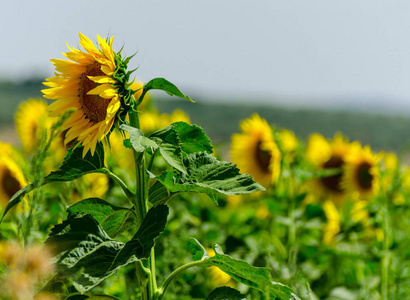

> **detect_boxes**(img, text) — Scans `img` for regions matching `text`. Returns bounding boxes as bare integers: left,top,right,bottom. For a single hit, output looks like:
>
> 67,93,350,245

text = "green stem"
104,169,135,202
156,260,206,299
128,109,156,299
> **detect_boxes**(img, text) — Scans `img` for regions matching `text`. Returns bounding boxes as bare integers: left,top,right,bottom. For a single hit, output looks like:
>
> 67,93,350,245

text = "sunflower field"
0,33,409,300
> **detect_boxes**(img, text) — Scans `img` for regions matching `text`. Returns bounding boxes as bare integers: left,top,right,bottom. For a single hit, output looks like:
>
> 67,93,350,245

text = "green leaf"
150,122,213,156
149,181,170,206
120,125,158,153
157,142,187,174
44,205,169,293
206,286,247,300
156,152,265,204
1,184,34,221
67,198,136,238
44,143,106,182
189,238,292,300
143,78,194,102
188,237,210,261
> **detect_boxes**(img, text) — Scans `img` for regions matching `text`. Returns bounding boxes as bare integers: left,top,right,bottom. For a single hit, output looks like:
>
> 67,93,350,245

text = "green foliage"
44,143,106,182
189,238,293,300
44,205,169,293
141,78,194,103
156,152,265,203
67,198,136,238
206,286,247,300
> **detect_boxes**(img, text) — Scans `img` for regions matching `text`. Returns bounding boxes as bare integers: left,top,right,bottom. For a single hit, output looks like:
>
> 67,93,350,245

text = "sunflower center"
356,162,373,190
321,155,344,193
1,168,22,199
79,61,112,123
255,140,272,173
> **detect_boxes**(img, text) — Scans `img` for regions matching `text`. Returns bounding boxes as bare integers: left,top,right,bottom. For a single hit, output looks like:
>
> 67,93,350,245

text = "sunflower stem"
128,109,157,300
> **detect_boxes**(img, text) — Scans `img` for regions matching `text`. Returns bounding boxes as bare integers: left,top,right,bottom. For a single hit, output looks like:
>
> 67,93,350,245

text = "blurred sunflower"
42,33,135,157
278,128,298,153
0,155,27,206
322,200,341,245
305,133,351,204
342,144,381,200
230,114,281,188
15,99,51,154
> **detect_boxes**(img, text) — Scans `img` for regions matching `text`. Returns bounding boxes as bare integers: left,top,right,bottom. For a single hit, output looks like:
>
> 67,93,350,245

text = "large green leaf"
143,78,194,102
189,238,293,300
148,181,170,206
44,143,106,182
156,152,265,204
67,198,136,238
150,122,213,156
206,286,247,300
44,205,169,293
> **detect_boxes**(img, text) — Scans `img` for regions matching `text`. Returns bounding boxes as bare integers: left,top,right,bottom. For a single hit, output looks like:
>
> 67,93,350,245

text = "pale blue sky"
1,0,410,106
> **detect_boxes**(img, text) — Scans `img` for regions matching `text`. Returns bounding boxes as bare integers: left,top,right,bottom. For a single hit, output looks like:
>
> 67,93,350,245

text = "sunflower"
230,114,281,189
342,144,381,200
42,33,134,157
305,133,352,205
15,99,51,154
0,155,27,206
322,200,341,245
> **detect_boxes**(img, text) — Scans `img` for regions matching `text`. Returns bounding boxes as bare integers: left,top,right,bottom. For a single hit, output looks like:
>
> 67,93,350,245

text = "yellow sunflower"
305,133,352,205
42,33,134,157
15,99,51,154
278,128,298,153
230,114,281,189
322,200,341,245
342,144,381,200
0,155,27,207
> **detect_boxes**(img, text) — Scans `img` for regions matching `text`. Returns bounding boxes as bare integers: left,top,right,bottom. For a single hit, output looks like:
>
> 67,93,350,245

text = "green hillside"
1,79,410,152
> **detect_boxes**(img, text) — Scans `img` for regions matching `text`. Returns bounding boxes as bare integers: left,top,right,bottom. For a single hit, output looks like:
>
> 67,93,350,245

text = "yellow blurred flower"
231,114,281,189
305,133,352,205
342,144,381,200
0,155,27,207
15,99,51,155
278,128,298,153
322,200,341,245
139,109,190,135
206,248,235,288
71,173,109,203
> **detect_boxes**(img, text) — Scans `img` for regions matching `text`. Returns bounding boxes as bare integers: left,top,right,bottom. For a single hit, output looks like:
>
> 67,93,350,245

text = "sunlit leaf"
156,152,265,204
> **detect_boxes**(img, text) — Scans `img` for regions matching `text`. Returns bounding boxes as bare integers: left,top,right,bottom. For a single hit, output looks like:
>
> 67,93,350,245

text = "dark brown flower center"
1,168,22,199
79,61,112,123
321,155,344,193
356,162,373,190
255,140,272,173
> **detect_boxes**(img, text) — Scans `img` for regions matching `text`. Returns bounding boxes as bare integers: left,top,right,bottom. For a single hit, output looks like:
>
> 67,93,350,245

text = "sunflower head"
15,99,51,154
42,33,137,157
305,133,352,204
342,144,381,199
230,114,281,189
0,155,27,207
